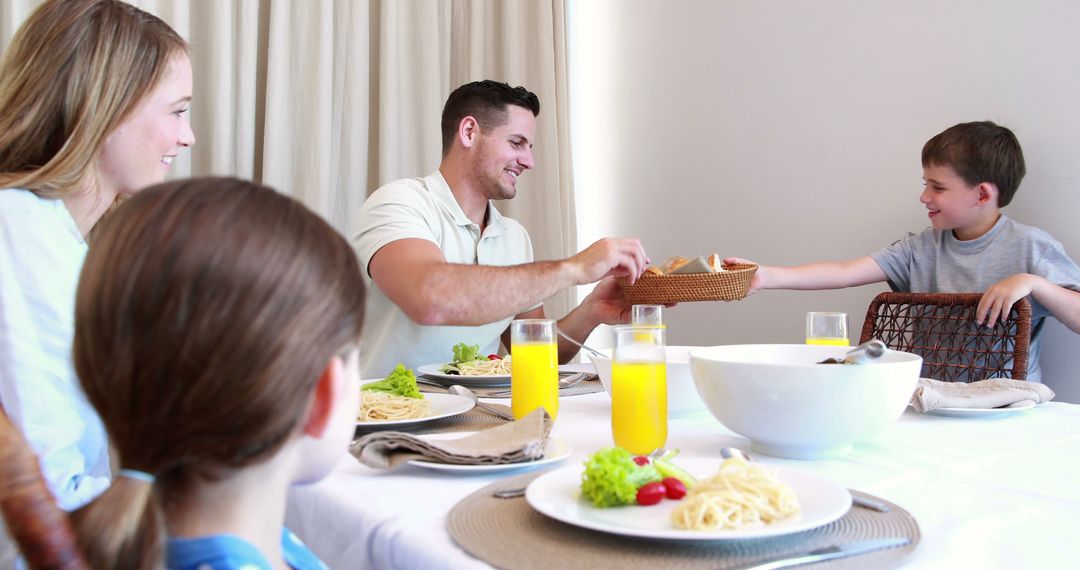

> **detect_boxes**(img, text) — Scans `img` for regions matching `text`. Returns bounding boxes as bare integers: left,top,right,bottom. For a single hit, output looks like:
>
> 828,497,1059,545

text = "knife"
740,537,911,570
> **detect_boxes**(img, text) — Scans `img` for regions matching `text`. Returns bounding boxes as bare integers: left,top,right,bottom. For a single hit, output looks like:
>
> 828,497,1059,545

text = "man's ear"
976,182,998,206
302,356,345,438
458,116,480,149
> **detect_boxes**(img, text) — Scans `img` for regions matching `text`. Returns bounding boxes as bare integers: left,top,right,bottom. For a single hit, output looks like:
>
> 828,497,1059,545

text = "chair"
858,292,1031,382
0,406,89,570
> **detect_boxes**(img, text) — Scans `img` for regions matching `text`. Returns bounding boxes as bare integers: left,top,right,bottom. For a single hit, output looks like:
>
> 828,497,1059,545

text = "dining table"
285,372,1080,569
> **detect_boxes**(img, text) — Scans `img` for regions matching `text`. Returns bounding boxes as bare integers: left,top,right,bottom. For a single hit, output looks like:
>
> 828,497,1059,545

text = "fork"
486,373,590,397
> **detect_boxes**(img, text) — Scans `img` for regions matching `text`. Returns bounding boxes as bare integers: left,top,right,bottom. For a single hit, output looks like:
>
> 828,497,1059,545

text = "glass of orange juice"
510,319,559,420
806,312,849,346
611,325,667,454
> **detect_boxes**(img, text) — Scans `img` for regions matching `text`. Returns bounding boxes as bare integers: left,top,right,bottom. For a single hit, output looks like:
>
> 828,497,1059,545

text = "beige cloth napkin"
351,408,552,469
911,377,1055,412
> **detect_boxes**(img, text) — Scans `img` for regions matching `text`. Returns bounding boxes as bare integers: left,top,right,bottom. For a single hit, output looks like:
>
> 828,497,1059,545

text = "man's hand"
579,277,634,325
567,238,648,285
978,273,1036,328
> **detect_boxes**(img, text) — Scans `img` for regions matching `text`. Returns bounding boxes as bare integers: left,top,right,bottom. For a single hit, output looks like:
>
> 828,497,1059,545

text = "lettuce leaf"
361,364,422,399
451,342,481,364
580,447,660,507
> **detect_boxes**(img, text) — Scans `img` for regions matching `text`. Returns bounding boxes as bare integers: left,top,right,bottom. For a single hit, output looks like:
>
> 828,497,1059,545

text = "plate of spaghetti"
417,363,512,387
526,456,851,541
357,380,474,428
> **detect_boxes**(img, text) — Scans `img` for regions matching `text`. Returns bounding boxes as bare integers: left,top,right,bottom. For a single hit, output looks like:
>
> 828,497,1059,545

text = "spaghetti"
455,358,512,376
670,457,800,530
358,391,430,422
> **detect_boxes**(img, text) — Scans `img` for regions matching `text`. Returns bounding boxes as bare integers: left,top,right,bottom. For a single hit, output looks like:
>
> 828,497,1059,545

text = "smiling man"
353,80,649,377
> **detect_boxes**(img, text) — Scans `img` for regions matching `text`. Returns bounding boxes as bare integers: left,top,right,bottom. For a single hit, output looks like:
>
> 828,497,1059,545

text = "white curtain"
0,0,577,318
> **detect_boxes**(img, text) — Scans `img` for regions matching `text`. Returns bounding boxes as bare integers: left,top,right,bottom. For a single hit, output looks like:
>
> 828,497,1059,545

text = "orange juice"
806,337,850,346
611,361,667,454
510,341,559,420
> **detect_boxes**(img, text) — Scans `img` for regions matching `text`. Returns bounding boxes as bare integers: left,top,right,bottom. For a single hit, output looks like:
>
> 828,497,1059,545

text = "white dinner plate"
525,457,852,541
417,363,511,387
356,386,474,429
406,433,572,472
922,399,1038,418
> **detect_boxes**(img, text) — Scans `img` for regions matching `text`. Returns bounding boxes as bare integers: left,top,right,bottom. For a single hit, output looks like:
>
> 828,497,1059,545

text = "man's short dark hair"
440,80,540,155
922,121,1026,206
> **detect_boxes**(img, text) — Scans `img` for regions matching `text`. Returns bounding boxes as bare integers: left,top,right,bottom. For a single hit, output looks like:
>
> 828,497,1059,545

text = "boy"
727,121,1080,381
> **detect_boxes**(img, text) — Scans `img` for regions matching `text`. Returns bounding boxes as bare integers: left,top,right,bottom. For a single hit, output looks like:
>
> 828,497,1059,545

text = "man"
354,80,649,376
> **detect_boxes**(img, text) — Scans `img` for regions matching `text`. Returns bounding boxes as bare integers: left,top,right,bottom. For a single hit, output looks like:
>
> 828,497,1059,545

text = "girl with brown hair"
72,177,366,569
0,0,194,509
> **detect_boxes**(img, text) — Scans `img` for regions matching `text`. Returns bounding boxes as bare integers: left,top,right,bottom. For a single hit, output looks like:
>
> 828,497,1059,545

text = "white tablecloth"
286,391,1080,569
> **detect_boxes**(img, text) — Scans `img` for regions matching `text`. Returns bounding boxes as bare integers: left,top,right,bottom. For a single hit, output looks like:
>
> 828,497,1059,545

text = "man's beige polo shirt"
353,171,535,378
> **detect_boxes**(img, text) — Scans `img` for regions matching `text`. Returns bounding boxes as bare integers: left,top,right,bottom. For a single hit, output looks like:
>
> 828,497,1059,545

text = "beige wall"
569,0,1080,401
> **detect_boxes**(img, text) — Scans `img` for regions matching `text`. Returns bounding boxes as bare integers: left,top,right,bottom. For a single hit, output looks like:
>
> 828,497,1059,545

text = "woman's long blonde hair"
0,0,187,198
71,178,367,569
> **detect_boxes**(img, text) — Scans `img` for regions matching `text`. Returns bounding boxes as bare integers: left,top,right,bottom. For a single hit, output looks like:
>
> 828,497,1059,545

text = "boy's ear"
302,356,345,438
976,182,998,206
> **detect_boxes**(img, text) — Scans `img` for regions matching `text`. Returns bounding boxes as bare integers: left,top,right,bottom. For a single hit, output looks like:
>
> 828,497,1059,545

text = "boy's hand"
724,257,765,294
977,274,1036,328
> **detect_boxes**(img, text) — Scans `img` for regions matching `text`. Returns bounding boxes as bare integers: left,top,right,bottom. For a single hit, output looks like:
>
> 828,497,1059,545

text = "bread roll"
707,253,725,272
659,255,691,274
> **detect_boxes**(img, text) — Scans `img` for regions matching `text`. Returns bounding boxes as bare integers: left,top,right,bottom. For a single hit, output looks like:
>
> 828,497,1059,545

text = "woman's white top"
0,188,110,510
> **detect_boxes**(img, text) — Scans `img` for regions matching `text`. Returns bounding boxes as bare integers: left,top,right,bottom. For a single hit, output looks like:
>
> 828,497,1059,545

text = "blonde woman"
0,0,194,510
72,178,365,569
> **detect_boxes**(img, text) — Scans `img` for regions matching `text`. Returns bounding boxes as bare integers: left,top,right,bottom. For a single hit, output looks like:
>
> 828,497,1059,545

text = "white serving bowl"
689,344,921,459
587,346,709,417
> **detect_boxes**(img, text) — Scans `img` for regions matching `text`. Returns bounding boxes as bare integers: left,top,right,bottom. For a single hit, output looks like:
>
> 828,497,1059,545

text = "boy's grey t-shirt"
870,215,1080,382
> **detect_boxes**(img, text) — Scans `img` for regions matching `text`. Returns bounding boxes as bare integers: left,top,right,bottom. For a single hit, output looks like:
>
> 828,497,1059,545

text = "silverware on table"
492,486,527,499
448,385,515,421
817,339,888,365
486,372,591,397
739,537,910,569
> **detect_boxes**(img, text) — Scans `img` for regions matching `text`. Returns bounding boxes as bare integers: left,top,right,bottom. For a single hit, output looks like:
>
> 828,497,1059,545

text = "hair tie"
117,469,156,484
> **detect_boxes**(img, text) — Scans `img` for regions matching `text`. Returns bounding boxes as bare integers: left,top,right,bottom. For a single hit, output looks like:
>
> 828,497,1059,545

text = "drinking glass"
631,304,664,327
806,312,849,346
610,325,667,454
510,319,559,420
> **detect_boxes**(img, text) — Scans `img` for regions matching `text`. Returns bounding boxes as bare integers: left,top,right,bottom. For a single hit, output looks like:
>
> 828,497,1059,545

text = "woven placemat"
448,472,919,570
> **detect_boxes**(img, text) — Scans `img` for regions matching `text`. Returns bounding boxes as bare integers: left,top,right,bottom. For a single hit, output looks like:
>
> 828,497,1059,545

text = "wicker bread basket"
617,263,757,304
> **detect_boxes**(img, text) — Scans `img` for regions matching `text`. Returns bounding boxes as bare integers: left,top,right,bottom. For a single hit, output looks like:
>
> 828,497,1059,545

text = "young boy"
727,121,1080,381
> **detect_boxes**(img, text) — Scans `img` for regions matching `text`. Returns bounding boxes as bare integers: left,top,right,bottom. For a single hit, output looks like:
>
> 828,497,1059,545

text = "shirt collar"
424,170,507,236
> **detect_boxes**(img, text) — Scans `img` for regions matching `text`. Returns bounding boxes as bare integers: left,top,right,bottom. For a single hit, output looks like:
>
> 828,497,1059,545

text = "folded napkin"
911,377,1055,413
350,408,552,469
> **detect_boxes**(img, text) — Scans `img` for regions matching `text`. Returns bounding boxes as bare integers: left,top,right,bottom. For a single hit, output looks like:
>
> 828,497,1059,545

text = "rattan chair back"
0,406,89,569
858,292,1031,382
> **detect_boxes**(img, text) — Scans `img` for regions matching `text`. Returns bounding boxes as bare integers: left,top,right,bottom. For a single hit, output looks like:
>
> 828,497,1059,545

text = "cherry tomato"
487,354,501,360
636,482,667,506
662,477,687,500
632,456,650,466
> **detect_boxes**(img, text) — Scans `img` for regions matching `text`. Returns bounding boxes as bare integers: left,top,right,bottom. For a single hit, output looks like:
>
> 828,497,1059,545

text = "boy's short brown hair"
922,121,1026,207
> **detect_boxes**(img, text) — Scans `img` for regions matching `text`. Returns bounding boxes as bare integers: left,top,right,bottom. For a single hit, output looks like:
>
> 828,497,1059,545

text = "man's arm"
369,237,647,326
498,278,630,364
724,255,888,294
977,274,1080,332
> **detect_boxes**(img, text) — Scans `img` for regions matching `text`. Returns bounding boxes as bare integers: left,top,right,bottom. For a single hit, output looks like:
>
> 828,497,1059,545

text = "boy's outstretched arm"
977,274,1080,333
723,256,887,294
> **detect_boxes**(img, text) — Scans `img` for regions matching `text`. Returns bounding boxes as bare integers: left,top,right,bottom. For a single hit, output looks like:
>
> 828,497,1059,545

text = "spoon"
448,385,515,421
556,327,606,359
818,339,888,365
719,447,891,512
